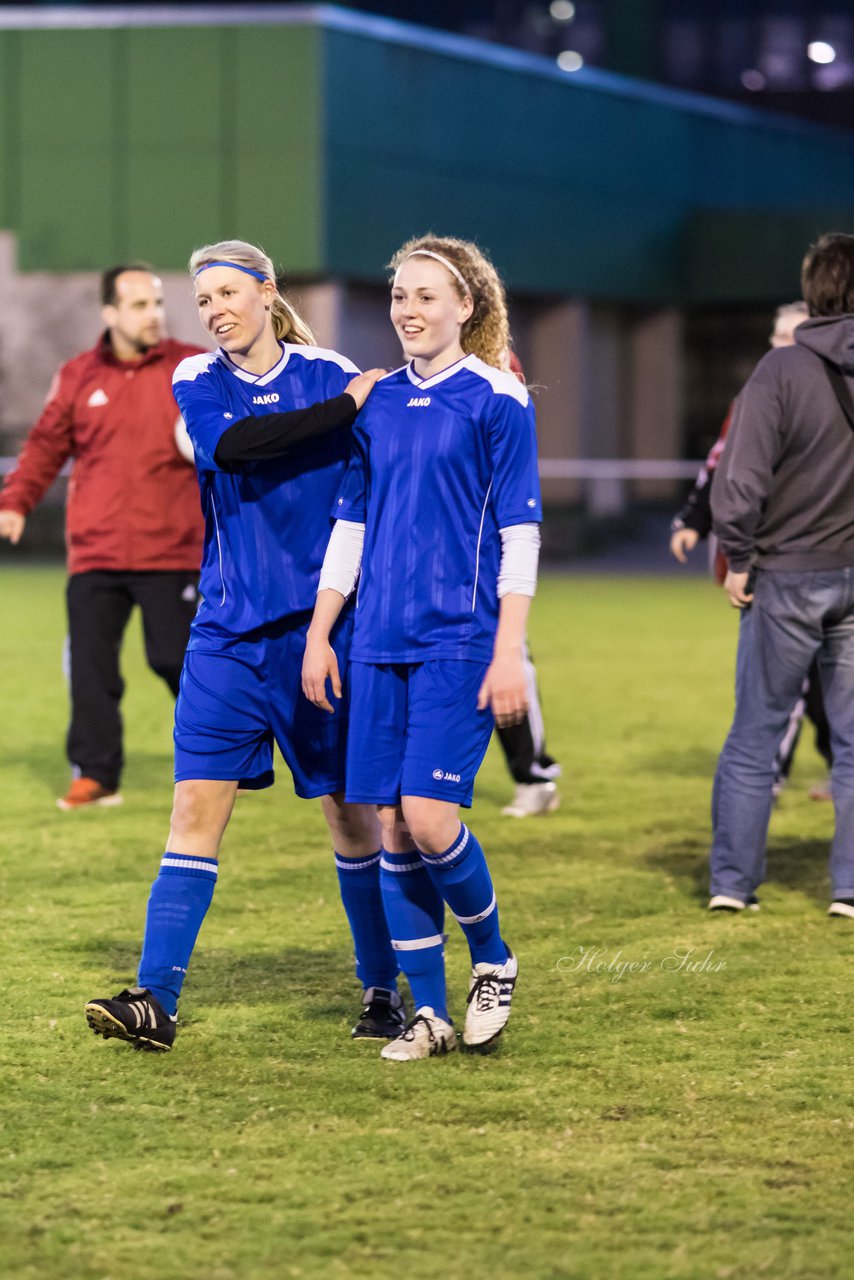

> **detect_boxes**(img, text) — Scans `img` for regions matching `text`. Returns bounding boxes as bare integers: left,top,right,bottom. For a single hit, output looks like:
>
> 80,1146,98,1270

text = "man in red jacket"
0,264,205,809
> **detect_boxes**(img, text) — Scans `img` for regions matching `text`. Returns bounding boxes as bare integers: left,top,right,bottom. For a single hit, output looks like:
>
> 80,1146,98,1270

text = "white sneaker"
708,894,760,912
464,949,518,1047
501,781,559,818
380,1008,458,1061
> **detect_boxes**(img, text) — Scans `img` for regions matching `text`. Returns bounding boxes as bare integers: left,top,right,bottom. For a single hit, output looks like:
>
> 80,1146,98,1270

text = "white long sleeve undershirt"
497,522,540,597
316,518,541,600
317,519,365,598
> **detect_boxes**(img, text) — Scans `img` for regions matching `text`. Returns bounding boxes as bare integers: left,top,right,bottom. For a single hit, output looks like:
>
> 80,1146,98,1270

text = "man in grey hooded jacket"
709,232,854,919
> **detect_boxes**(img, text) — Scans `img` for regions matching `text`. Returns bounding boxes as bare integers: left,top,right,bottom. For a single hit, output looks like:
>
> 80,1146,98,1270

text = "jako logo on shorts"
407,397,431,407
252,393,280,405
433,768,461,782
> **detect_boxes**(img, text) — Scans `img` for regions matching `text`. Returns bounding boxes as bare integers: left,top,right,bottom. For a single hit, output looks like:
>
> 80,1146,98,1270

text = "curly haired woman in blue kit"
303,234,542,1060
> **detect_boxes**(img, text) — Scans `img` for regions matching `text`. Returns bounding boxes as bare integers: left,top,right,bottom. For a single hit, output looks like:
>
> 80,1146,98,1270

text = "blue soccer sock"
334,851,399,992
421,824,508,967
380,848,448,1021
137,852,219,1016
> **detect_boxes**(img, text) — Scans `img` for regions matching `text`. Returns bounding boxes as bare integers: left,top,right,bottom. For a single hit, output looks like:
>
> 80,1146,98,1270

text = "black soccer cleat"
351,986,406,1040
85,987,177,1052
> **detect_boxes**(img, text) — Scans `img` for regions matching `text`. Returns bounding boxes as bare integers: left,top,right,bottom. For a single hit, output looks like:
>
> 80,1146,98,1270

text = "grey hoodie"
712,314,854,572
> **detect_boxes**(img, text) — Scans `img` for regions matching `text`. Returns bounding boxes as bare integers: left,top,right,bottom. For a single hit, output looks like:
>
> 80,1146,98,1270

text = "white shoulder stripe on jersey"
172,350,219,385
173,343,360,389
465,355,530,406
283,344,361,376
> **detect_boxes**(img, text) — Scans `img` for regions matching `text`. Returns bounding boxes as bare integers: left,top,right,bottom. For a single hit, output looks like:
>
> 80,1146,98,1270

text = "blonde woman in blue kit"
84,239,405,1051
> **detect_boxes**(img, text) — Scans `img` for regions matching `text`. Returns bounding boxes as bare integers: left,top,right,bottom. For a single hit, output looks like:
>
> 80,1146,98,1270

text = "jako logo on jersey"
407,397,431,408
252,393,280,405
87,389,109,407
432,768,461,783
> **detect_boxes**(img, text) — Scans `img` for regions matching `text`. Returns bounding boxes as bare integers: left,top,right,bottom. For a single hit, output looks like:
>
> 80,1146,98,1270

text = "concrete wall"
0,233,206,431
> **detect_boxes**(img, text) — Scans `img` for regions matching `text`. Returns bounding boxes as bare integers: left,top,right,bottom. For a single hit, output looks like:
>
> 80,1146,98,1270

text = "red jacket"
0,334,206,575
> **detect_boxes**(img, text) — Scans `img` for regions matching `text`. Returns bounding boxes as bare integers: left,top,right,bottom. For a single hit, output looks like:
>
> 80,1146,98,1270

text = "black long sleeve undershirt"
213,392,358,466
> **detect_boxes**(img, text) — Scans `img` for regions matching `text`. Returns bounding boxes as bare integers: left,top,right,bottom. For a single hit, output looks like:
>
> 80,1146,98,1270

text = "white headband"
403,249,471,295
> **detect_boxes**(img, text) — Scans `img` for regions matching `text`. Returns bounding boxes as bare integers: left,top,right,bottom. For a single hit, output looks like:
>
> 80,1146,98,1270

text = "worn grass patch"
1,565,849,1280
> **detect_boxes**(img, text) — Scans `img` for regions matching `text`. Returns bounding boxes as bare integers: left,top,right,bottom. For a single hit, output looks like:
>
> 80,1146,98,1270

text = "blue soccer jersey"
173,343,358,641
334,354,542,662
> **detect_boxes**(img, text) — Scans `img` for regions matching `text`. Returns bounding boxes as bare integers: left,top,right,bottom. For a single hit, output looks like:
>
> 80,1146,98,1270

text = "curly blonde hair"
387,234,510,369
188,239,315,346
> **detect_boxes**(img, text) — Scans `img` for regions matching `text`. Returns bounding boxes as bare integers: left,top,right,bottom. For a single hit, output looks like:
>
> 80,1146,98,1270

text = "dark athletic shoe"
351,987,406,1040
828,898,854,919
85,987,176,1052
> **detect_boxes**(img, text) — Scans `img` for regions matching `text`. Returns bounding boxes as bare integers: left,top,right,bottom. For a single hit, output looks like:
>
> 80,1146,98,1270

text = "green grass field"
1,565,851,1280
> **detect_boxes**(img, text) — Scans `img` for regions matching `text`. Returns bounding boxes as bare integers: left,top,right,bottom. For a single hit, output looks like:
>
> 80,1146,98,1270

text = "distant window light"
557,49,584,71
813,59,853,90
550,0,576,21
758,16,808,90
741,69,766,91
808,41,837,64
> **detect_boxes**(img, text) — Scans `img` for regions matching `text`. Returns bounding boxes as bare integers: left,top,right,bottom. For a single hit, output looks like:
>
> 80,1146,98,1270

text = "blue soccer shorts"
345,659,494,807
174,610,352,799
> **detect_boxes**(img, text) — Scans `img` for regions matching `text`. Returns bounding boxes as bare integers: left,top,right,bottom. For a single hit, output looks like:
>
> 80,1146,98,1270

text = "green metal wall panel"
4,22,324,274
124,27,227,268
3,10,854,302
0,32,21,231
230,25,323,276
320,23,854,302
17,30,121,268
320,31,692,298
685,209,854,302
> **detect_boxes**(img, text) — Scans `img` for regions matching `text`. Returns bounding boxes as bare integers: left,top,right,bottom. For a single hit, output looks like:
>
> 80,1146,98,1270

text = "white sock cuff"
160,855,218,879
390,934,444,951
334,851,381,872
429,824,470,866
452,891,497,925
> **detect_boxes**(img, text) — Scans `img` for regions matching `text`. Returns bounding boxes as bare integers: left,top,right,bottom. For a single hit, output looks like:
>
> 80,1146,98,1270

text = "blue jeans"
710,567,854,903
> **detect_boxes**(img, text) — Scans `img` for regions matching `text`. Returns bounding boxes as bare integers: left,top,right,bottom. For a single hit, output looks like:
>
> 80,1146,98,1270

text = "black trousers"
65,569,199,790
494,643,561,785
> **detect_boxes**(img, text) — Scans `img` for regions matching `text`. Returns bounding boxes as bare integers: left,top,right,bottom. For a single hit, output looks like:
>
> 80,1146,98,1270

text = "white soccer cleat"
464,949,518,1047
501,782,559,818
380,1008,458,1061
